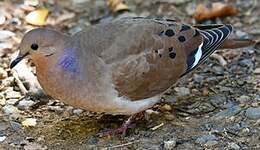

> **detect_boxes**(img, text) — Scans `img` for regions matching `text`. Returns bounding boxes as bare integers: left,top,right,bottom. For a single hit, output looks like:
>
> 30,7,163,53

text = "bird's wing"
77,17,232,100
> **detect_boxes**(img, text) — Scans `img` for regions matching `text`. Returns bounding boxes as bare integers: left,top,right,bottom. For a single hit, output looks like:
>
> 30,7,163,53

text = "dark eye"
31,43,39,50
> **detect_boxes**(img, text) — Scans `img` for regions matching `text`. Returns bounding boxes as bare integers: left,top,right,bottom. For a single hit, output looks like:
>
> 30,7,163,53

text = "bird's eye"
31,43,39,50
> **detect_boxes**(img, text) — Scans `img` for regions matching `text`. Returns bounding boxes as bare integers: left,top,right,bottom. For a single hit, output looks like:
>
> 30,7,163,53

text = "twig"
12,70,28,95
105,140,140,149
211,53,227,66
151,122,164,131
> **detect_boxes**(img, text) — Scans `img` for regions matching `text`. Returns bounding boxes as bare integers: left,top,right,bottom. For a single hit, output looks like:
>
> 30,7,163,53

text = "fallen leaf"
193,3,238,22
22,118,37,127
25,8,49,26
107,0,129,13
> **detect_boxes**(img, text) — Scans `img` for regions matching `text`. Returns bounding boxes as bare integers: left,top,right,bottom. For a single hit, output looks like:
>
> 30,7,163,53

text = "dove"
10,17,255,135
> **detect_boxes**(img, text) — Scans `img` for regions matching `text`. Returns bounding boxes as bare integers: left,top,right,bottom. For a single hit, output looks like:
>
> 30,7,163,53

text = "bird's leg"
99,113,144,137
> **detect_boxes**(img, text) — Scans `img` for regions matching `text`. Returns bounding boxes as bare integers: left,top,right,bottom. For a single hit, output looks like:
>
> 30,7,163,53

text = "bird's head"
10,28,68,68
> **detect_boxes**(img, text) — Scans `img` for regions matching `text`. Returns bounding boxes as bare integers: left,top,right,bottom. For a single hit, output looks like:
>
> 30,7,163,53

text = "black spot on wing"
178,36,186,42
165,29,175,37
169,52,176,59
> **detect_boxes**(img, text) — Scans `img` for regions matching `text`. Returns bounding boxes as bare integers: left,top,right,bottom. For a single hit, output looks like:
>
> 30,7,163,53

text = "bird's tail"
219,39,256,49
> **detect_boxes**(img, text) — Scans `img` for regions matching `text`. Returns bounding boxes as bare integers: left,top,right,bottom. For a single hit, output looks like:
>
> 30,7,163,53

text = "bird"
10,17,255,135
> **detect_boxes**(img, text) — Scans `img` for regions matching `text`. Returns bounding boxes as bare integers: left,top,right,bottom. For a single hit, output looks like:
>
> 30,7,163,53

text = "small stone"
5,91,22,99
17,100,36,110
213,105,242,119
209,94,227,108
24,143,47,150
47,106,63,113
205,140,218,147
0,94,6,105
254,68,260,74
239,59,253,68
235,30,249,39
24,0,39,6
245,107,260,120
174,87,190,96
237,95,250,103
10,121,22,131
162,104,172,111
228,142,240,150
195,134,218,145
0,67,7,79
6,99,19,105
212,66,224,75
193,74,204,84
0,15,6,25
73,108,83,115
163,137,176,150
2,105,19,115
0,30,15,40
22,118,37,127
0,136,6,143
0,122,9,131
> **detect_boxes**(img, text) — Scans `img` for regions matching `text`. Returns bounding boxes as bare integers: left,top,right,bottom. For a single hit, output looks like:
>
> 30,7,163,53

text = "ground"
0,0,259,149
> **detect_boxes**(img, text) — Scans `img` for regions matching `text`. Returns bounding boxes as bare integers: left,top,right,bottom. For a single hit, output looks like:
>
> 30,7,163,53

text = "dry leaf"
193,3,238,22
25,8,49,26
107,0,129,13
22,118,37,127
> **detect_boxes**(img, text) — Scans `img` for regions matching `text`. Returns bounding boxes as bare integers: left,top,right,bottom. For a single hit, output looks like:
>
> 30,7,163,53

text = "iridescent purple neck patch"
57,48,80,74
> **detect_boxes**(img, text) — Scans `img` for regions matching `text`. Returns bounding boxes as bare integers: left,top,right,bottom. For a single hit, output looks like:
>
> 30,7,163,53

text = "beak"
10,52,29,69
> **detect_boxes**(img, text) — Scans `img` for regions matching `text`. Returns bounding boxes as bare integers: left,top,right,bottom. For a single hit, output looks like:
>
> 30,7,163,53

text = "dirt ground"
0,0,259,149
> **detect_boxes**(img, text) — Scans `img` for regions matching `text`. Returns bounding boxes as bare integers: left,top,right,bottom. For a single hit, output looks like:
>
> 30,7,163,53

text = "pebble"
0,30,15,40
6,99,19,105
5,91,22,99
10,121,22,131
174,87,190,96
0,122,9,131
209,94,227,108
253,68,260,74
213,105,242,120
235,30,249,39
0,94,6,105
212,66,224,75
47,106,64,113
237,95,250,103
228,142,240,150
0,136,6,143
163,137,176,150
205,140,218,147
17,100,36,110
162,104,172,111
193,74,204,84
238,59,254,68
195,134,219,145
245,107,260,120
24,143,48,150
0,15,6,25
72,108,83,115
2,105,19,115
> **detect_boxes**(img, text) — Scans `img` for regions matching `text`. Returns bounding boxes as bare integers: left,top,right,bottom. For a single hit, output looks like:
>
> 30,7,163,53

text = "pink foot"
98,116,136,137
